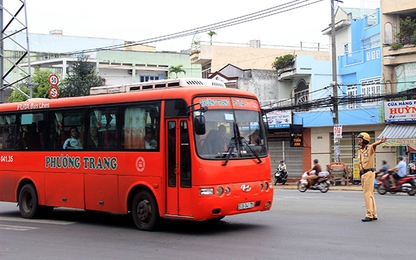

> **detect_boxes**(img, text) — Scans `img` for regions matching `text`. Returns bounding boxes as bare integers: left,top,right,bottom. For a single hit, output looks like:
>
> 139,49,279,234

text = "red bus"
0,78,273,230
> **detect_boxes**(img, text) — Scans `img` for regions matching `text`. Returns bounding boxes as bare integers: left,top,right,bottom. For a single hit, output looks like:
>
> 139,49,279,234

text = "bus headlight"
225,186,231,194
264,181,269,190
217,186,224,196
200,188,214,195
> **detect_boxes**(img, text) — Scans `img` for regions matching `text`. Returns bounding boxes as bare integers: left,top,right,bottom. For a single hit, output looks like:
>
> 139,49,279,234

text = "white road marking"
0,217,75,225
0,224,39,231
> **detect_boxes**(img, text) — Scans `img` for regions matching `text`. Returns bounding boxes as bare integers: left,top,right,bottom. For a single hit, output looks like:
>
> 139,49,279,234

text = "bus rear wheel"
18,184,42,219
131,190,160,231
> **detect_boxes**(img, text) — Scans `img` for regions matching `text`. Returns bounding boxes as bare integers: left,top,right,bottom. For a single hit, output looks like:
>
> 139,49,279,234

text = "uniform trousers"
361,171,377,218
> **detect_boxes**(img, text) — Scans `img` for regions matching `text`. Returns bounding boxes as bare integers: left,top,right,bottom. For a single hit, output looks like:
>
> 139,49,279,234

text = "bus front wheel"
131,190,160,231
18,184,41,219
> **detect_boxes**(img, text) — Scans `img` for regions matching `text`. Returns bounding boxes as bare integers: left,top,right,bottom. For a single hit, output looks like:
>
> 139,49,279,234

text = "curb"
273,183,362,191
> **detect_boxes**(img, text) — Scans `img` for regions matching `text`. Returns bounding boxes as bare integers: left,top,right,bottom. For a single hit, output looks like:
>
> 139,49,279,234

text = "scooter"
274,167,288,185
377,172,416,196
298,171,331,193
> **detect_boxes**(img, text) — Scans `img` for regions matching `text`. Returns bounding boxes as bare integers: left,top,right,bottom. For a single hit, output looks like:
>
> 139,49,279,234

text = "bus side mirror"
194,115,206,135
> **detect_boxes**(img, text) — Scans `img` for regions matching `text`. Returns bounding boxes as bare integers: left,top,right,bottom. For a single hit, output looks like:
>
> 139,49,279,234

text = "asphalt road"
0,190,415,260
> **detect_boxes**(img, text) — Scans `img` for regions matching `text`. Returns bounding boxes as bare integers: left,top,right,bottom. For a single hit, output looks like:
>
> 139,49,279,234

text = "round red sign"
48,74,59,86
48,87,59,99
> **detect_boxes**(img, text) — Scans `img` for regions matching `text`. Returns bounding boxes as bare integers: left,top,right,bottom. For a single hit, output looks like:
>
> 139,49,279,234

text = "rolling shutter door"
268,138,303,180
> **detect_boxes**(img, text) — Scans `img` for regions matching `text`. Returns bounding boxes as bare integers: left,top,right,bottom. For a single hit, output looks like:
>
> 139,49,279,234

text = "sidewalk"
273,182,363,191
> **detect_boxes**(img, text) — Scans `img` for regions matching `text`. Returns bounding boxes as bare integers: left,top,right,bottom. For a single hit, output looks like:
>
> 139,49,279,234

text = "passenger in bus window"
145,127,157,149
87,126,103,150
48,122,61,150
63,127,83,150
20,123,42,150
5,127,15,149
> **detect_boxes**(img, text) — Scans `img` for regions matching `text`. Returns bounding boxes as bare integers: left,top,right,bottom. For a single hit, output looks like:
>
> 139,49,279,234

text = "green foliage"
7,87,29,102
390,43,403,50
191,40,200,54
32,69,55,98
7,68,53,102
58,56,102,97
169,65,186,79
397,16,416,44
208,31,217,45
272,54,295,71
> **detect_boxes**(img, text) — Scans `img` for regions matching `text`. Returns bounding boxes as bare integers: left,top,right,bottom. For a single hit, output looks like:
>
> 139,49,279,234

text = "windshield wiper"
240,138,262,164
222,123,262,166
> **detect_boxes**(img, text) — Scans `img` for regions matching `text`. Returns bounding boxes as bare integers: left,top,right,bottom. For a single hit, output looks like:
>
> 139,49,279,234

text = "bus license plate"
238,202,254,210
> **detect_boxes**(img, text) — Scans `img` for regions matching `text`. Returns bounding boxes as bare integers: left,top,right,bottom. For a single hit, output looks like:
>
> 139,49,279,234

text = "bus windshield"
196,108,268,160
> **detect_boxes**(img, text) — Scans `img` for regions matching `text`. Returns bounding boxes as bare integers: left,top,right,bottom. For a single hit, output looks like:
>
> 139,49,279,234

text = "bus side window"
0,115,17,150
37,120,45,149
0,126,7,149
20,123,42,150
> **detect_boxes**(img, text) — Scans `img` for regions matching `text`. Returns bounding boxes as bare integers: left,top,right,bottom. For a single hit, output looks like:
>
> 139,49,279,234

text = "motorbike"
297,171,331,193
377,171,416,196
274,167,288,185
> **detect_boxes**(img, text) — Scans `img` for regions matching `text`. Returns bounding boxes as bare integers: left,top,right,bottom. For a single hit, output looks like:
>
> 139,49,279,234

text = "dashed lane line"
0,216,75,225
0,224,39,231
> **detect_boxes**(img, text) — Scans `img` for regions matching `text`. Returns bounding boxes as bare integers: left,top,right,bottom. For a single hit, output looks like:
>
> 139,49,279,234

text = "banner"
290,124,303,147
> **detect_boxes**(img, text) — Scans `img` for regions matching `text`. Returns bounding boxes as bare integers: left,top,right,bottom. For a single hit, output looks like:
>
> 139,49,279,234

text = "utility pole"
331,0,341,162
331,0,339,125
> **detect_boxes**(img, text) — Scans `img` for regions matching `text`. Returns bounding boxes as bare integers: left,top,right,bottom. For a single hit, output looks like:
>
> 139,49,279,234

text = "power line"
262,84,416,112
63,0,323,55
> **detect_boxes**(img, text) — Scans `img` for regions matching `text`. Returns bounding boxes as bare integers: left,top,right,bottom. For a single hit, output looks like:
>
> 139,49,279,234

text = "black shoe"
361,217,373,222
372,217,378,220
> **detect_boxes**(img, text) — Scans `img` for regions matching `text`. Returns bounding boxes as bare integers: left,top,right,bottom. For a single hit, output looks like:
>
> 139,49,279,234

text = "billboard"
266,110,291,129
384,100,416,123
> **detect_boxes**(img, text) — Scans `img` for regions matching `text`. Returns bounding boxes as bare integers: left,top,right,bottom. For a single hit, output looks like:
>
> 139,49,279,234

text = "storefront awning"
407,146,416,153
378,124,416,146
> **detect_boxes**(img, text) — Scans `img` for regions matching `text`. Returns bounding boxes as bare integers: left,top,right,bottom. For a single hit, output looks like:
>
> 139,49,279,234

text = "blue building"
293,7,387,169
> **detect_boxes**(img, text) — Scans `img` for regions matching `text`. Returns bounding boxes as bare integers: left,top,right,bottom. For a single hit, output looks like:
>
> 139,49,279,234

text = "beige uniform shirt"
358,143,376,171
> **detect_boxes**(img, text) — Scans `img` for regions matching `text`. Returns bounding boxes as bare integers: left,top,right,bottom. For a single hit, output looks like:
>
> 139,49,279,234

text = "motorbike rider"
278,160,287,174
375,160,389,177
387,156,407,189
274,160,288,185
307,159,322,188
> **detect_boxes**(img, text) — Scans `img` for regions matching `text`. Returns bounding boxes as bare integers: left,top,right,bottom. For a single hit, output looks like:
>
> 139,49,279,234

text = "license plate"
238,202,254,210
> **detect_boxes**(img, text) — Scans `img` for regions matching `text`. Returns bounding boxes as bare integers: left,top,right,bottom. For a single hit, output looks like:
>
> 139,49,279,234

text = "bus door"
166,119,192,217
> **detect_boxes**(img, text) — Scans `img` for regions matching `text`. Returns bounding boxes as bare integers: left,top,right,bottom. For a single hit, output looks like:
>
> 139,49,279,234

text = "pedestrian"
357,132,387,222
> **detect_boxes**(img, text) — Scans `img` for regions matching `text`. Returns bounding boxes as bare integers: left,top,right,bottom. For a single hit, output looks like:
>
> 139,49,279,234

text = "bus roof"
90,78,226,95
0,83,258,112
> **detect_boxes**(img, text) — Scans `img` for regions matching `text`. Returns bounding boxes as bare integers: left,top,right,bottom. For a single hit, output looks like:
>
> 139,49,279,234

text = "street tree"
58,57,102,97
208,31,217,45
7,68,53,102
169,65,186,78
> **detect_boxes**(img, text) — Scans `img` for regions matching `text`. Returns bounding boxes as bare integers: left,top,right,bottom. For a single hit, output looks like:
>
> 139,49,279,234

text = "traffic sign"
48,87,59,99
334,124,343,139
48,74,59,86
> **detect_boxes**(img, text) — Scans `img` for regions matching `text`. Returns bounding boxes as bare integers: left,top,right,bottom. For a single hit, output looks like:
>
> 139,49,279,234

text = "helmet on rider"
313,159,318,164
357,132,370,144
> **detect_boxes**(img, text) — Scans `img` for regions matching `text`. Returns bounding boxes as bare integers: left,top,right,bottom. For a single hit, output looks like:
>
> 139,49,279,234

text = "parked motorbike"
274,167,288,185
298,171,331,193
377,172,416,196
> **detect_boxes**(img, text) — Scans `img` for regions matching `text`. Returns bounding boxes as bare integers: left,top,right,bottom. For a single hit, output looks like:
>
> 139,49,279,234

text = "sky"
6,0,380,52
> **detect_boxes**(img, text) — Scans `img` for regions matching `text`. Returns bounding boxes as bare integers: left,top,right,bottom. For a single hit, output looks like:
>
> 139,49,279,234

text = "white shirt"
63,136,83,149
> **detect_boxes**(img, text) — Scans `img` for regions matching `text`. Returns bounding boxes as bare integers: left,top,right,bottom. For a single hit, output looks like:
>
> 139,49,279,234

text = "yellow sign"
353,158,360,179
